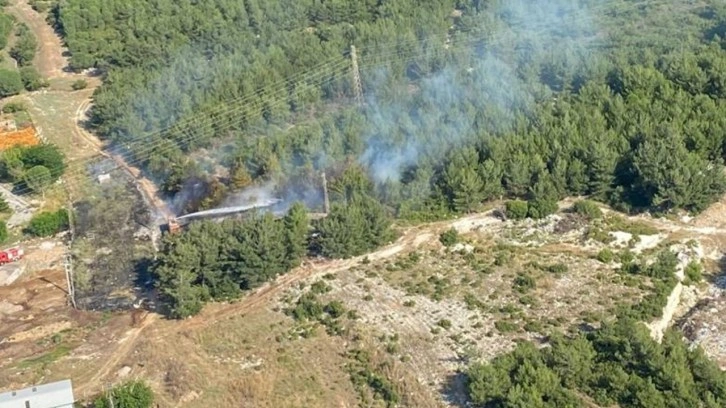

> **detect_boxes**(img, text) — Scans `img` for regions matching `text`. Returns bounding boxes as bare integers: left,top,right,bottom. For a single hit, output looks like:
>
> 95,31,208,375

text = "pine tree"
358,195,394,246
478,159,504,201
566,158,589,196
633,133,726,212
504,152,535,198
283,202,309,268
160,268,206,319
586,142,617,201
527,173,559,219
230,160,253,189
329,164,374,203
315,203,366,259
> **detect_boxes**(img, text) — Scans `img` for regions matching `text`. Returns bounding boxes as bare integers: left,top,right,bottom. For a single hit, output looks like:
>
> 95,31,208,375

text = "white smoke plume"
358,0,600,184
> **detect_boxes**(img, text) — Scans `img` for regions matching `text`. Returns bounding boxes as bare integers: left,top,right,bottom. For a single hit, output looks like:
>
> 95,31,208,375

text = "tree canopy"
153,208,310,318
51,0,726,216
0,144,66,192
466,318,726,408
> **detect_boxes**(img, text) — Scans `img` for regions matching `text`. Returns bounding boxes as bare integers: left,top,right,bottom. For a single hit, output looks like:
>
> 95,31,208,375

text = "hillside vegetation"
467,318,726,407
52,0,726,217
40,2,726,405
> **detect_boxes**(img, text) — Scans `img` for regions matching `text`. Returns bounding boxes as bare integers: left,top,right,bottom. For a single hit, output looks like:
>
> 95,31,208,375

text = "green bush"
605,215,659,235
310,280,331,294
527,198,558,219
2,101,26,113
597,248,614,263
71,79,88,90
684,261,703,285
439,227,459,247
505,200,529,220
618,249,635,264
24,165,52,194
513,273,536,293
437,319,452,329
0,196,10,213
29,0,51,12
644,250,678,279
288,292,324,321
0,13,12,49
572,200,603,219
10,24,37,67
0,69,23,97
0,220,7,243
26,209,69,237
0,144,67,186
545,263,568,275
19,67,46,91
494,320,518,333
93,380,154,408
323,300,346,318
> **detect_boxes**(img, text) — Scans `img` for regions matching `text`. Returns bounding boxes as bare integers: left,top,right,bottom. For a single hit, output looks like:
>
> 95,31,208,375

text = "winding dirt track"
74,313,159,397
63,203,726,396
5,0,69,78
72,213,489,396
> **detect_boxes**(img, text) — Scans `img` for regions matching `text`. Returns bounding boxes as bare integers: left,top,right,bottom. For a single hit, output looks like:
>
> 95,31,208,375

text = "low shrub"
26,209,69,237
505,200,528,220
572,199,603,219
439,227,459,247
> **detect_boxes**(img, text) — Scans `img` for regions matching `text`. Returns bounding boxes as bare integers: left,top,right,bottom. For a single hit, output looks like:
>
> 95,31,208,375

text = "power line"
8,0,701,197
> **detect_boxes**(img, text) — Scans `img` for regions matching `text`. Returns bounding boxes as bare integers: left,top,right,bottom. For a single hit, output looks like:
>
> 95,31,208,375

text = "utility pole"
350,45,363,106
63,254,76,309
64,186,76,309
321,171,330,215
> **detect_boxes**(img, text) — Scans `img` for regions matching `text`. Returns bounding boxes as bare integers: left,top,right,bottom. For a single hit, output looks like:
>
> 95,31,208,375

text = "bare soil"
2,204,720,407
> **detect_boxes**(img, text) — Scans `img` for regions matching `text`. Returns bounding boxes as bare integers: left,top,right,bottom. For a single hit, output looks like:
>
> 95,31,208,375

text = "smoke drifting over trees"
55,0,726,217
54,0,726,322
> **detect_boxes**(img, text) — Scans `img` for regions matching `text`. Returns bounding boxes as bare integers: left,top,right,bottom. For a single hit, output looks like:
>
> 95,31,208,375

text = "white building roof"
0,380,74,408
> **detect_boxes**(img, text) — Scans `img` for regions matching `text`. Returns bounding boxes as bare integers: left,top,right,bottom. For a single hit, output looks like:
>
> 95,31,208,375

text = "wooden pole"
350,45,363,105
321,171,330,215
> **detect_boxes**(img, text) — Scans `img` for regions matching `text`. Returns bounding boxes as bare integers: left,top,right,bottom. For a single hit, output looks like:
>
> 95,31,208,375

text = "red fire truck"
0,246,24,264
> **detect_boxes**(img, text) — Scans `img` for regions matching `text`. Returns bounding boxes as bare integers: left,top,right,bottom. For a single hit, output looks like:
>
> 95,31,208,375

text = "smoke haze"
144,0,607,214
358,0,600,184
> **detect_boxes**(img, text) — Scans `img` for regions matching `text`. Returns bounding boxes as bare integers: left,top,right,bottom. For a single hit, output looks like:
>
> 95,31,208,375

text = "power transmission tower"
350,45,363,106
321,171,330,215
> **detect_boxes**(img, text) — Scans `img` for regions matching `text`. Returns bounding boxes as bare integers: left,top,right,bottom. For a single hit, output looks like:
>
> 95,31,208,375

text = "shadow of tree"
442,370,470,408
708,252,726,290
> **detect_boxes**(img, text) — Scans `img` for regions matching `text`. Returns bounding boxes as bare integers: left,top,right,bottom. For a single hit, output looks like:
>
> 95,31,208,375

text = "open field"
13,89,99,162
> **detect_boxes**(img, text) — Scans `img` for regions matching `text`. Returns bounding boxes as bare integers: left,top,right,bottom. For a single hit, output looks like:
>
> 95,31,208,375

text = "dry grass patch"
19,89,98,160
174,309,359,408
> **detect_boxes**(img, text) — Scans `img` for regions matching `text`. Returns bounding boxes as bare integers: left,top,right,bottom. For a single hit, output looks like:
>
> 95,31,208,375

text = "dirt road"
72,212,492,396
5,0,69,78
69,200,726,398
73,313,159,397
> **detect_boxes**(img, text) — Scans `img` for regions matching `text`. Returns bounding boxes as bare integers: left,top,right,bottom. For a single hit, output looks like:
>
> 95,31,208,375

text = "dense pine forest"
53,0,726,217
466,318,726,407
52,0,726,316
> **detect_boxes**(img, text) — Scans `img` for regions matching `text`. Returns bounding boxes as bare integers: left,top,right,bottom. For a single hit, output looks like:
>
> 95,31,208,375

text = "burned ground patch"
71,164,156,311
